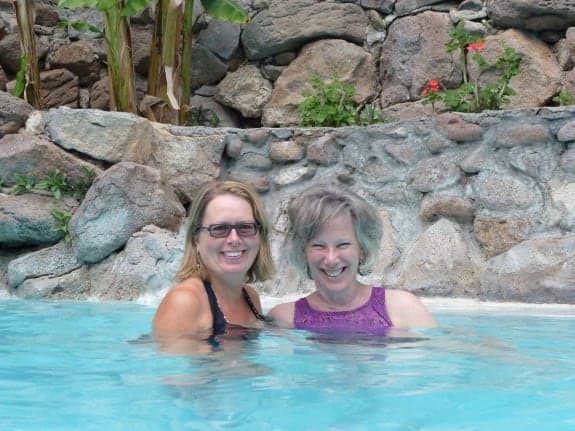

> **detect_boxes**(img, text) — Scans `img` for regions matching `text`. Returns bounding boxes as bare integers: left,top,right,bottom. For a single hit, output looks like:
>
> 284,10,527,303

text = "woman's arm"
267,302,296,328
385,289,437,329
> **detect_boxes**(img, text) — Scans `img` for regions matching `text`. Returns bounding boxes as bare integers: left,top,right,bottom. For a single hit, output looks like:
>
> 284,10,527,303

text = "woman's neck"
310,283,370,311
208,275,245,302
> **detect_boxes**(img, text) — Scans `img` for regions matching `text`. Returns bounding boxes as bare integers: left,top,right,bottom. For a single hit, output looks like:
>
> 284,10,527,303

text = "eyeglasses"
196,222,260,238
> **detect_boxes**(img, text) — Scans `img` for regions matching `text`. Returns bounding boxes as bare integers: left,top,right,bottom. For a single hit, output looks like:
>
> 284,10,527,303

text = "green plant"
69,167,97,199
187,106,221,127
59,0,143,113
552,91,574,106
57,0,248,123
50,209,72,243
8,168,95,200
37,169,69,200
13,56,27,98
12,173,36,195
148,0,249,124
422,22,522,113
298,74,383,127
357,103,385,126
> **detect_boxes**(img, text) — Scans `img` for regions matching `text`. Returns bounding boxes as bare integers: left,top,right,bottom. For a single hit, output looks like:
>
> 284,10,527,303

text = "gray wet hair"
285,184,383,277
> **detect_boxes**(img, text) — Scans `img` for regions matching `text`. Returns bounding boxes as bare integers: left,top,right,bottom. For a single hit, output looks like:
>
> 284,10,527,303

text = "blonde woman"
153,180,274,345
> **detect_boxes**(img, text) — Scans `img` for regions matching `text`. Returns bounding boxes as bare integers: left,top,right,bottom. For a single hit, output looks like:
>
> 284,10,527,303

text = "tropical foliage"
12,0,249,124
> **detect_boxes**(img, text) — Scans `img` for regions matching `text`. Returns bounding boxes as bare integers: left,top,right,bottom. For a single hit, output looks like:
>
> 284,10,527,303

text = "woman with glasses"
153,180,275,347
268,184,436,333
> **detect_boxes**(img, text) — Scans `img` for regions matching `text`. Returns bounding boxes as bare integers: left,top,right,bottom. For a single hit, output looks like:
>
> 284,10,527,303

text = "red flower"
422,79,440,96
466,41,485,52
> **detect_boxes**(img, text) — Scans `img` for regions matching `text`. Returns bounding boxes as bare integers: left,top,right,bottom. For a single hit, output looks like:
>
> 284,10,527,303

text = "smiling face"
196,194,260,285
305,213,363,296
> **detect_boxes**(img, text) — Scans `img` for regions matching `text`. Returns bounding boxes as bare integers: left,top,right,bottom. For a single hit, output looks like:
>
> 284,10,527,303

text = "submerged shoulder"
267,301,296,328
384,288,437,329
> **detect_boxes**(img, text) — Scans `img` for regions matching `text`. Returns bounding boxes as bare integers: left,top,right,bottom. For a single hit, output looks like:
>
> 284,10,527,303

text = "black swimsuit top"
202,280,266,336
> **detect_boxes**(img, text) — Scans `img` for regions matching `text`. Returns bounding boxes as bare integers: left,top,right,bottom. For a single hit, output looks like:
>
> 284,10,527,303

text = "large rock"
486,0,575,32
0,91,33,137
379,11,461,107
191,43,228,90
88,225,184,300
69,162,185,264
48,41,100,86
0,193,78,247
148,126,226,202
0,133,102,185
39,69,80,109
480,235,575,303
7,241,81,289
471,30,563,109
46,107,153,163
197,20,241,61
262,39,377,127
0,33,48,74
242,0,368,60
471,170,541,213
14,267,90,299
394,218,481,297
215,64,272,118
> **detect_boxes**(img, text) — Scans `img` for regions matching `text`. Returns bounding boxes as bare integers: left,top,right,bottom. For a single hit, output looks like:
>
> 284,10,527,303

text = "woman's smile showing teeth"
324,268,344,277
223,251,243,258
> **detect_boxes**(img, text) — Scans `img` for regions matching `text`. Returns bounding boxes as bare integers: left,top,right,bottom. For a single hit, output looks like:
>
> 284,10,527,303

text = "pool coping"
261,295,575,317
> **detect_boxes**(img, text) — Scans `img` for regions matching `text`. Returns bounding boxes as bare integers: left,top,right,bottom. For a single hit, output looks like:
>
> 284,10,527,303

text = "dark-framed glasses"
196,222,260,238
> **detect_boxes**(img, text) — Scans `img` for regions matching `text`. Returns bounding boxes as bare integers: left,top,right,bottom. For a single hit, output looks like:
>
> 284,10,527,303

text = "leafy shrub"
50,209,72,243
298,74,384,127
10,168,96,200
552,91,574,106
422,22,522,113
37,169,68,200
12,173,36,195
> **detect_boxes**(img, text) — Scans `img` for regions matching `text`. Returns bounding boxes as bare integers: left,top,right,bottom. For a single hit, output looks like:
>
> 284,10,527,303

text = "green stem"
147,0,164,97
103,3,137,113
461,48,468,85
161,0,182,109
14,0,44,109
179,0,195,125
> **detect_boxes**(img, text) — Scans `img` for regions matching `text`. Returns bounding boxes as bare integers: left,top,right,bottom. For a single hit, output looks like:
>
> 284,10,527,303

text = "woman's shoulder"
382,288,437,328
155,279,206,318
166,278,206,301
383,287,419,302
153,278,209,332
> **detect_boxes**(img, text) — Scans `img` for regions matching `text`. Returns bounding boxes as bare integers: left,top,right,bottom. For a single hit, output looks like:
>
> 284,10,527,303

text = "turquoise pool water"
1,298,574,430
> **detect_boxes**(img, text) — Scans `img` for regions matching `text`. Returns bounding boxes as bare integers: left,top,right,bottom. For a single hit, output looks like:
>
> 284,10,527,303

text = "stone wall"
1,106,575,303
1,0,575,128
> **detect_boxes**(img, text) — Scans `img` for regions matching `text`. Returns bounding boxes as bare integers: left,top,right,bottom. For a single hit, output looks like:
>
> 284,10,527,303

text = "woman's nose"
226,227,241,242
324,247,339,263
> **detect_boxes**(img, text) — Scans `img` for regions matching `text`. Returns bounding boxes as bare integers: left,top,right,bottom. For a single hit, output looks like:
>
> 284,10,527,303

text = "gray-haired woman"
268,184,436,333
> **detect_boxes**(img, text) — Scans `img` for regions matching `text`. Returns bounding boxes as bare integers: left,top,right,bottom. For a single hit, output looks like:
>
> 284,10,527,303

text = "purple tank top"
294,287,393,334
